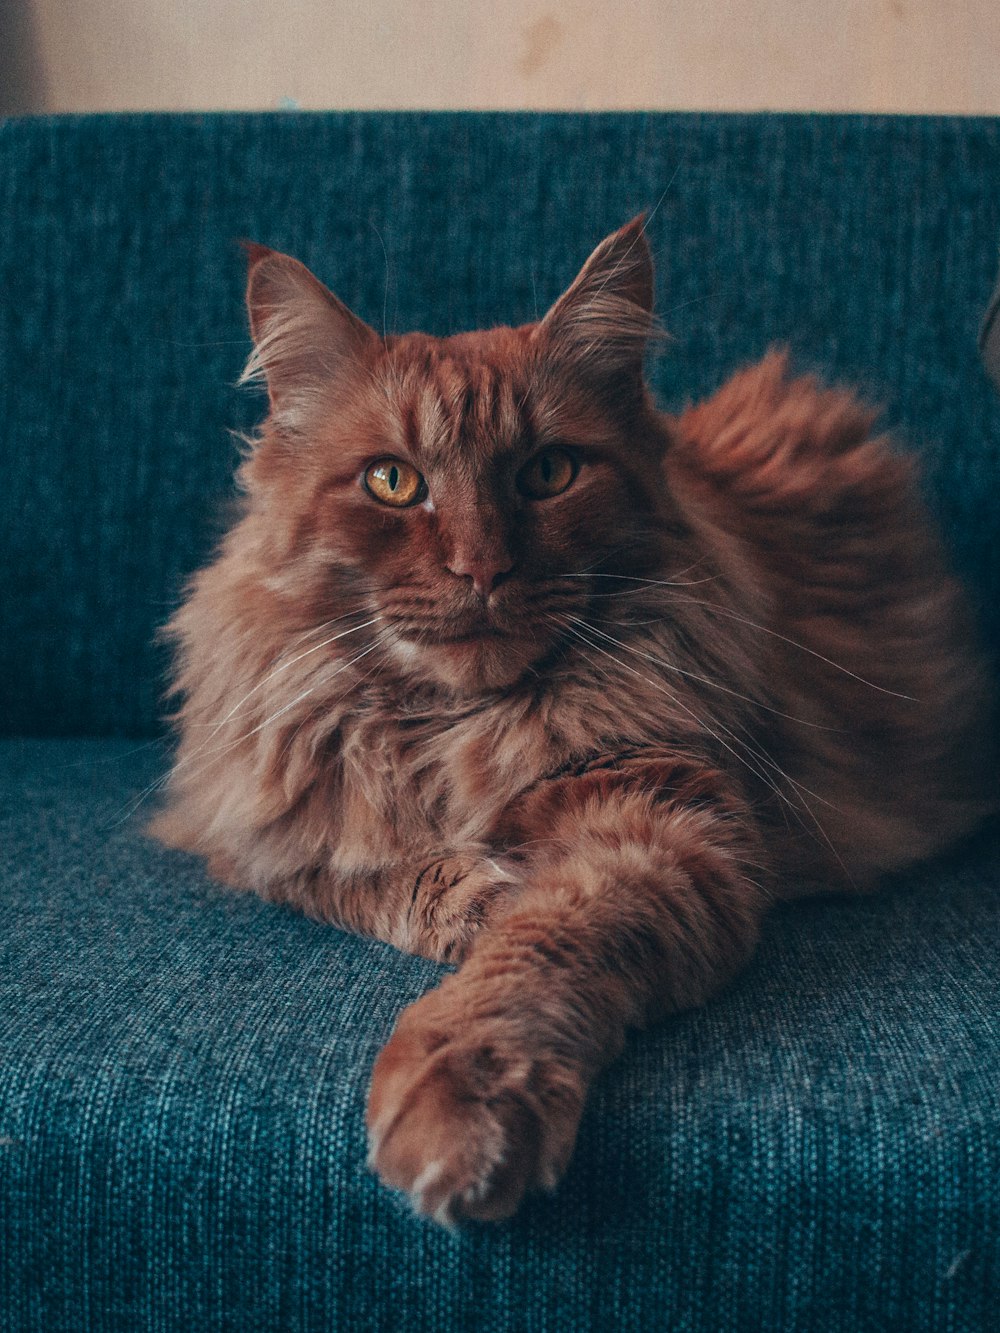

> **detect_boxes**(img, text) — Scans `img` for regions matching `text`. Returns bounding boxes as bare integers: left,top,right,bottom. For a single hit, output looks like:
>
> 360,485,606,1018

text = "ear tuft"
238,244,376,426
540,216,658,380
240,239,276,273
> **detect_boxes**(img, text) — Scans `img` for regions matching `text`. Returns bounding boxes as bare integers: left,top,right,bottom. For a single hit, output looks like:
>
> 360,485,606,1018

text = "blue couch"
2,112,998,1331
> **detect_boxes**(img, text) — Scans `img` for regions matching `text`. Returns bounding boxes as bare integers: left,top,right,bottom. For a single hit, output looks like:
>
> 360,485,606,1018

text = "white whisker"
561,570,719,589
552,615,852,880
571,581,917,701
104,628,390,830
189,612,382,731
566,615,834,731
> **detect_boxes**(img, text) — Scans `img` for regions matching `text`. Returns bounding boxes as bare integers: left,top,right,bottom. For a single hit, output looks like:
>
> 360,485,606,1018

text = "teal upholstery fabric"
2,738,998,1331
2,113,999,1331
1,113,999,737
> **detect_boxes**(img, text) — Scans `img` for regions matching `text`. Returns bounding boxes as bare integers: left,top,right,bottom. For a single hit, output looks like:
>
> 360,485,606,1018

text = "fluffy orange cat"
151,219,995,1224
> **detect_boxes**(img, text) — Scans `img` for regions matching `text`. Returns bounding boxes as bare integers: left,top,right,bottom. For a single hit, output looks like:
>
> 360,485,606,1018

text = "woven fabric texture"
1,738,998,1332
1,112,999,737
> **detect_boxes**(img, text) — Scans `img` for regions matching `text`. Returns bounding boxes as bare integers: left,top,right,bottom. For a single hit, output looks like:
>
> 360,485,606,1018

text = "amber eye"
363,458,426,507
517,446,578,500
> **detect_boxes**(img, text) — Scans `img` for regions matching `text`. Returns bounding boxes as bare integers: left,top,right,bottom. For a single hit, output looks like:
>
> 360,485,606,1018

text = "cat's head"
239,218,680,694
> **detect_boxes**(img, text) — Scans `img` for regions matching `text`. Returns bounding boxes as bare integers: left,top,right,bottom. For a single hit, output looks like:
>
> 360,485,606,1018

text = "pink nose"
446,550,514,598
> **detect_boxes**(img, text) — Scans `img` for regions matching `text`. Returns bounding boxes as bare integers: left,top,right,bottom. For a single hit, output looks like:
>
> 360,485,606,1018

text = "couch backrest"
2,112,998,737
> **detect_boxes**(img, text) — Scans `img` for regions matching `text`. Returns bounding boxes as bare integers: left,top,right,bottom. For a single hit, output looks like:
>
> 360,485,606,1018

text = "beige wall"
8,0,1000,115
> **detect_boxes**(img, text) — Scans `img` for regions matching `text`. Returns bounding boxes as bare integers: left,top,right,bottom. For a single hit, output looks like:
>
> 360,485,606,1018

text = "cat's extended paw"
366,988,585,1224
401,854,519,963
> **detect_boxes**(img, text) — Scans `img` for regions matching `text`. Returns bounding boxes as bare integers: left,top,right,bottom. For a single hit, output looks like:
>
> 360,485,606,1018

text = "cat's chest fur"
327,675,610,869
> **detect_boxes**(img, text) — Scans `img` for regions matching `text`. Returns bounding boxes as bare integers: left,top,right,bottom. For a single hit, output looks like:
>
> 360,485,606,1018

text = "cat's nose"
446,548,515,599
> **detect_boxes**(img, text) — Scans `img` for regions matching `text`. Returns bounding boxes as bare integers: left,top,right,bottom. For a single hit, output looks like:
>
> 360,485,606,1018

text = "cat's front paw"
401,854,519,963
366,986,585,1224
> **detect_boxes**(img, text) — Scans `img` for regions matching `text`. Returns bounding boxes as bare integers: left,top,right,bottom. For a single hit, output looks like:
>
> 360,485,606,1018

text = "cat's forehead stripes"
382,346,533,470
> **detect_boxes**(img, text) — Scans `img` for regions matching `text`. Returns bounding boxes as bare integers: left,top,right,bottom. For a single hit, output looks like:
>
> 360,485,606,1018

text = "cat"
150,217,996,1225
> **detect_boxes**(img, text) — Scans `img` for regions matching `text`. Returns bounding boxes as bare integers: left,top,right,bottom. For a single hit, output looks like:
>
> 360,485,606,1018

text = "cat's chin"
387,631,546,694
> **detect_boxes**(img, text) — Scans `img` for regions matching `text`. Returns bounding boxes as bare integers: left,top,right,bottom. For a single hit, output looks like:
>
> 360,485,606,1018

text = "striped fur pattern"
151,219,995,1223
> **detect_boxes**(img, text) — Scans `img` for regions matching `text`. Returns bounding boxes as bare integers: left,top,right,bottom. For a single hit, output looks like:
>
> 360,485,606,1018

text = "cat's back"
671,352,996,887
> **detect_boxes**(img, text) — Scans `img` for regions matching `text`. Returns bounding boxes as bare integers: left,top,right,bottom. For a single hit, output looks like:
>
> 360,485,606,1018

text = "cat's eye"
363,458,426,507
517,447,578,500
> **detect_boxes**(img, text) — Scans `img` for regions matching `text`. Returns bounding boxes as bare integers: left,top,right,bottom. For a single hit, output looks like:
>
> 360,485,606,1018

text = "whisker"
104,629,390,830
668,596,920,701
560,570,719,589
368,219,392,341
707,709,844,818
232,638,386,749
553,616,783,800
52,737,171,770
566,616,834,731
586,170,680,305
273,632,392,769
183,610,380,732
580,586,917,701
551,615,852,881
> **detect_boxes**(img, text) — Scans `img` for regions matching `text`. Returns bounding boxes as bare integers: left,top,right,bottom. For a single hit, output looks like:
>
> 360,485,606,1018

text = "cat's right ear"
239,243,377,426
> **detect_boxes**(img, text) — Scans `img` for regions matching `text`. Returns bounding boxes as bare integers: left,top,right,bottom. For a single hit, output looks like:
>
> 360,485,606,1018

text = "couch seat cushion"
1,738,998,1331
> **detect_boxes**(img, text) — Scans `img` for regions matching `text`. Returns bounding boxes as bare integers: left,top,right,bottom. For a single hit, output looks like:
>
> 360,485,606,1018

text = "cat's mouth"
390,609,517,648
428,628,508,645
396,626,514,651
385,611,557,691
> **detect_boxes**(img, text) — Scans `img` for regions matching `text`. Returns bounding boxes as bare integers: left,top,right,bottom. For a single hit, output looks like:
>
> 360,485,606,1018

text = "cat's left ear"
538,216,655,381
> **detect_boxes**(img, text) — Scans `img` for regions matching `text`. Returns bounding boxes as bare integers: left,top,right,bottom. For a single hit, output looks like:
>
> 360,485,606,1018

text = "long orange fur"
151,219,996,1223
